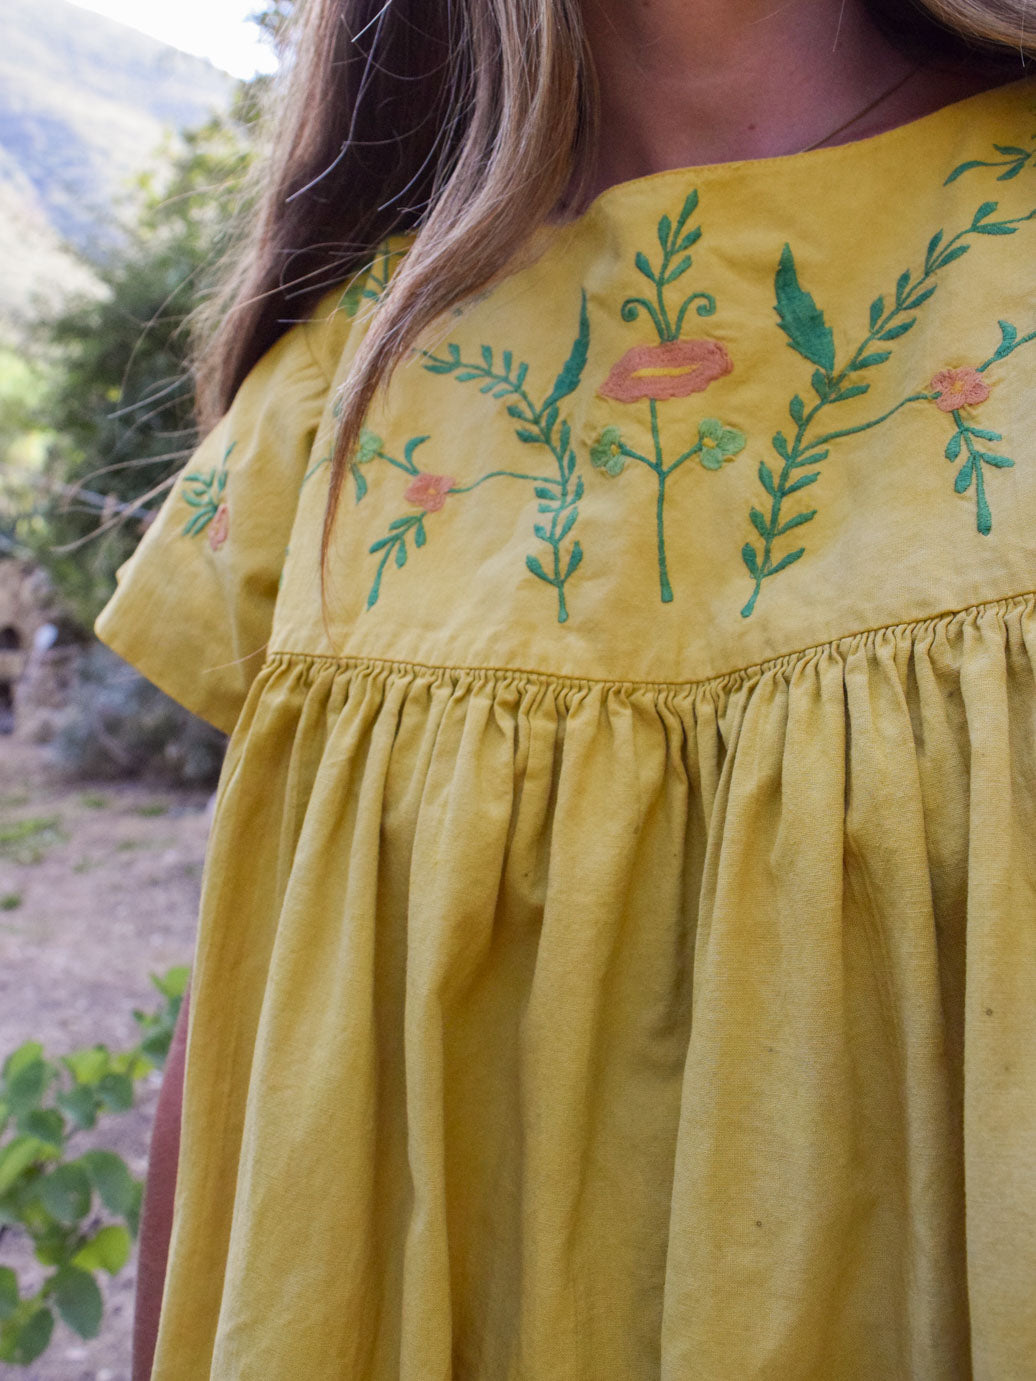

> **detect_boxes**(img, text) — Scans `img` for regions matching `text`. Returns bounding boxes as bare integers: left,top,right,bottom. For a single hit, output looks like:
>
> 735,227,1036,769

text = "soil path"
0,737,210,1380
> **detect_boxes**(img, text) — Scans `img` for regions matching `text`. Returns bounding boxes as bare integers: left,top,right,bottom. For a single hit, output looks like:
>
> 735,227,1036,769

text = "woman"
99,1,1036,1376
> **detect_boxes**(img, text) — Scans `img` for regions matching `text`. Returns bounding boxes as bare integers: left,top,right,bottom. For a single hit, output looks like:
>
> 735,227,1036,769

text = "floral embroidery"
929,366,990,411
600,339,732,402
590,190,744,603
936,321,1036,533
419,296,590,623
739,195,1036,618
208,504,229,551
404,472,456,512
340,244,404,318
181,442,234,539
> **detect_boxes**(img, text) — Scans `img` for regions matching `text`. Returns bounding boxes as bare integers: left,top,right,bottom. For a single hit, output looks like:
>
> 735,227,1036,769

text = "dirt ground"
0,736,212,1380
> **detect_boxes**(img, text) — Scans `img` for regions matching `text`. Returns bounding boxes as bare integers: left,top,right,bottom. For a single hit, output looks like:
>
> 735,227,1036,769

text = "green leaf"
750,507,769,538
979,451,1014,468
635,251,656,283
945,431,963,462
414,523,427,548
789,394,805,426
80,1151,137,1218
351,467,368,502
772,431,792,461
954,459,975,493
2,1044,43,1083
17,1109,64,1150
925,230,944,267
774,244,835,372
944,159,989,184
973,223,1017,236
657,214,672,251
73,1224,132,1276
5,1060,50,1117
811,369,830,401
563,542,583,580
741,543,760,578
557,508,578,542
534,486,557,502
541,293,590,414
995,319,1019,357
525,554,552,584
758,462,777,497
480,345,493,368
515,427,541,444
934,244,970,268
37,1163,92,1225
0,1306,54,1365
394,542,407,569
904,285,938,311
51,1266,103,1340
0,1137,47,1195
855,351,891,369
56,1086,98,1131
96,1073,134,1112
675,189,699,234
832,384,870,403
769,547,806,575
62,1047,110,1087
868,296,885,330
0,1268,17,1322
878,320,914,342
777,509,817,535
973,200,998,223
664,256,693,283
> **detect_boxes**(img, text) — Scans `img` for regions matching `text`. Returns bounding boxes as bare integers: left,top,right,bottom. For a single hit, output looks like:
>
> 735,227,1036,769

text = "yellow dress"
97,80,1036,1380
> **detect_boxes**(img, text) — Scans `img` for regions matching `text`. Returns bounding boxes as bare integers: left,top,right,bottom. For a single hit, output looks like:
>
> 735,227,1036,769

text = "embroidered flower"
697,418,747,470
600,339,733,403
404,472,456,512
929,366,990,413
590,426,626,476
356,429,383,464
208,503,229,551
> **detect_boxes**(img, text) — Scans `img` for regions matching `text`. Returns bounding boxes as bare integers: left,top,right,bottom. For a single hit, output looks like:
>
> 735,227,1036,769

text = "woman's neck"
580,0,1000,196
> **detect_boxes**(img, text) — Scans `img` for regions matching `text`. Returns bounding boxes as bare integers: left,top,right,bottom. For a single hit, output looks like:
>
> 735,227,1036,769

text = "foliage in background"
0,967,189,1366
50,644,226,787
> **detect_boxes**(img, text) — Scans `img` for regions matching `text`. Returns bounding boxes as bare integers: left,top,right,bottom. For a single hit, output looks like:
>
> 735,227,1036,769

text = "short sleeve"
94,315,335,735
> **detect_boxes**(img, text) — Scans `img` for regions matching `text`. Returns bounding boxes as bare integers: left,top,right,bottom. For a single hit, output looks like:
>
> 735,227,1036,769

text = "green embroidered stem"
741,198,1036,618
341,243,401,317
180,442,234,537
946,141,1036,186
621,190,717,340
366,513,426,609
649,401,673,602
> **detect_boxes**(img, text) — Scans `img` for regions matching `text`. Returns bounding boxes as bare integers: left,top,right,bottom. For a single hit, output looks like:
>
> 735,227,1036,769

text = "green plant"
0,895,22,913
0,966,189,1365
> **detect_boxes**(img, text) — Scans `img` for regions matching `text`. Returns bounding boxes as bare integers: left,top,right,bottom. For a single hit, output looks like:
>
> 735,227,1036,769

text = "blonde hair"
190,0,1033,570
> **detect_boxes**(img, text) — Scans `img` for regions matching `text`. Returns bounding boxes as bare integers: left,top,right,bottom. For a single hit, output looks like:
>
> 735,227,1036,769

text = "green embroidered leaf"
564,542,583,580
558,508,578,542
994,319,1019,358
904,285,937,310
453,371,482,382
974,222,1019,236
515,362,529,389
534,524,550,543
502,350,513,374
832,384,870,403
388,517,412,530
534,486,556,502
480,382,497,394
977,491,992,535
677,226,702,252
741,543,760,578
868,296,885,330
994,144,1029,157
368,536,394,553
541,405,560,440
945,431,963,462
777,509,817,535
675,189,699,235
789,395,805,425
758,462,777,497
973,201,998,224
658,214,672,251
969,427,1003,442
493,387,513,399
572,476,585,503
541,294,590,414
352,468,368,502
414,522,427,548
769,547,806,575
933,244,970,268
774,244,835,372
772,431,792,461
945,159,990,184
855,351,891,369
507,404,528,421
925,230,944,268
515,427,542,445
878,320,915,341
811,369,830,401
394,542,407,569
997,163,1027,181
954,459,974,492
480,345,493,368
664,256,693,284
979,451,1014,468
895,270,912,304
525,554,553,584
558,421,571,456
635,251,656,283
750,507,769,538
423,359,456,375
785,471,820,494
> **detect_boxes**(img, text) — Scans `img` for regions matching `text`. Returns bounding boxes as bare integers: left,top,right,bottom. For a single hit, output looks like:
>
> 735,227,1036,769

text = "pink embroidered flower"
208,503,229,551
600,339,733,403
404,472,456,512
929,366,990,413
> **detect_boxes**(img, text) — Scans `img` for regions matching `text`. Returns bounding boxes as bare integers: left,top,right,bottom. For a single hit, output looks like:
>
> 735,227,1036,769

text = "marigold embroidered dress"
96,80,1036,1381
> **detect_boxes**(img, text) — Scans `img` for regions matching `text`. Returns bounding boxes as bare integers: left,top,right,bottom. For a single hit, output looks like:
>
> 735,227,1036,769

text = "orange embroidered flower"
929,366,990,412
208,503,229,551
600,339,733,403
404,473,456,512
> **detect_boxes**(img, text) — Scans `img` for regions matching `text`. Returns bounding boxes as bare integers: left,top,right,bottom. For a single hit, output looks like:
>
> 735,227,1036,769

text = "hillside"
0,0,235,327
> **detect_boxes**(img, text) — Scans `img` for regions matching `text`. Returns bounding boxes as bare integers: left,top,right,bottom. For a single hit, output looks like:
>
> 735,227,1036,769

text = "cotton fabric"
97,80,1036,1379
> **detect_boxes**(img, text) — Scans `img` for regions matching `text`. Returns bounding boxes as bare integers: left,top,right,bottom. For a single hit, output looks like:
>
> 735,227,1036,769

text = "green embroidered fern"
422,295,590,624
740,198,1036,618
945,139,1036,186
180,443,234,537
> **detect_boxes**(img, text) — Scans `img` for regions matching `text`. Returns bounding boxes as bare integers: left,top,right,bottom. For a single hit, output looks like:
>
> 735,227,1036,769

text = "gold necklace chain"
798,65,919,154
